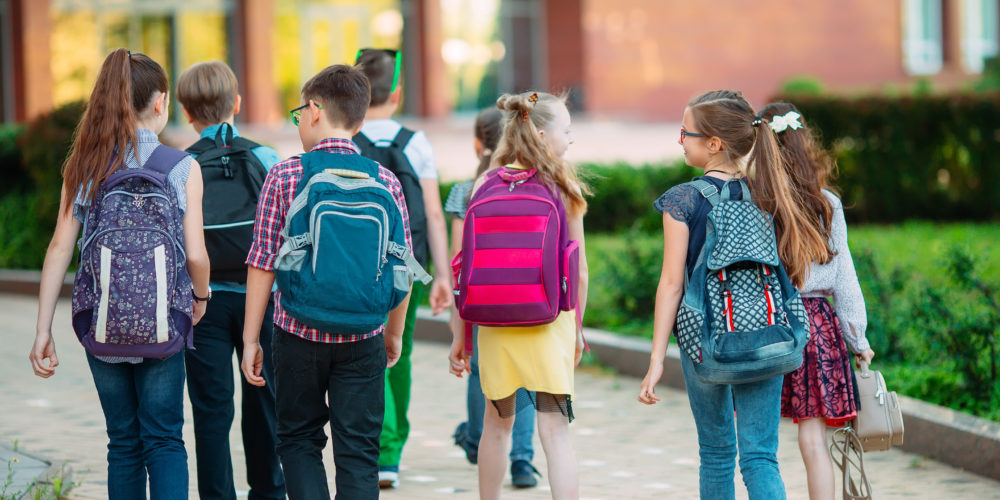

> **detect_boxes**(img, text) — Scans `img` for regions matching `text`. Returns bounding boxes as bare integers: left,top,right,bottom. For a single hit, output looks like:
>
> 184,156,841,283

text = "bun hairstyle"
687,90,827,287
473,107,503,179
491,91,590,216
62,48,168,213
759,102,837,265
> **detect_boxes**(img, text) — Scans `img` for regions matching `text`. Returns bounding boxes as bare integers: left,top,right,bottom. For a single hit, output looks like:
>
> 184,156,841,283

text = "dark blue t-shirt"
653,176,745,278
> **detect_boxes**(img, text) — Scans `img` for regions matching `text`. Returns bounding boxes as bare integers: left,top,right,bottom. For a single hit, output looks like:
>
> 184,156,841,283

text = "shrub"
780,75,825,96
19,100,85,219
0,123,27,194
769,93,1000,222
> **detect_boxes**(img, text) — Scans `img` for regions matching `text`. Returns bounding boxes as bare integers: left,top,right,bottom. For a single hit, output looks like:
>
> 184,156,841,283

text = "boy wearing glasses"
176,60,286,500
241,64,412,500
354,47,453,490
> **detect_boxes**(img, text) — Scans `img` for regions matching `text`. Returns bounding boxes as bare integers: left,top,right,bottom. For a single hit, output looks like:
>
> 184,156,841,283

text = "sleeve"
443,181,472,218
404,131,438,180
827,194,870,353
245,166,287,271
168,155,193,214
653,184,699,225
380,168,413,251
252,146,284,171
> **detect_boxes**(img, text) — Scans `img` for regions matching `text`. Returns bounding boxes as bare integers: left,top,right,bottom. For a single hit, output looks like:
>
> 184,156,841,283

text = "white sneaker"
378,470,400,489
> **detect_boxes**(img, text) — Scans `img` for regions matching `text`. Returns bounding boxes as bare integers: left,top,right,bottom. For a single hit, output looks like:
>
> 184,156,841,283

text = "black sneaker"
510,460,540,488
452,422,478,465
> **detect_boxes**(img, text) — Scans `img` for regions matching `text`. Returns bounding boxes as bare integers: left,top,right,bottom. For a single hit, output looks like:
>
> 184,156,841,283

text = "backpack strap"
352,132,375,150
144,145,189,177
388,240,433,285
721,178,752,202
689,179,721,206
392,127,415,149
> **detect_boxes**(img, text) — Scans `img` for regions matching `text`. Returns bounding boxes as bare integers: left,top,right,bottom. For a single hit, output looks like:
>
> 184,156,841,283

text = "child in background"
639,90,829,499
446,107,541,488
30,48,210,500
240,64,413,500
760,102,875,500
176,60,285,500
451,91,590,500
353,47,453,489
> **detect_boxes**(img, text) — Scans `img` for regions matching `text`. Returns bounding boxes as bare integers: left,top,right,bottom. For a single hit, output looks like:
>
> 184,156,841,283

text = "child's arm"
421,178,454,314
242,266,275,386
182,159,210,325
447,216,470,376
639,214,689,405
385,291,410,368
30,184,81,378
567,211,589,366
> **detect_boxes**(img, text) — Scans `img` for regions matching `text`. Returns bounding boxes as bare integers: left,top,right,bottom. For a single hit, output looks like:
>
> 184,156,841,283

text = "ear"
389,88,402,106
153,92,167,116
181,106,194,124
473,136,484,155
308,100,323,127
351,123,363,136
708,136,724,153
233,94,242,116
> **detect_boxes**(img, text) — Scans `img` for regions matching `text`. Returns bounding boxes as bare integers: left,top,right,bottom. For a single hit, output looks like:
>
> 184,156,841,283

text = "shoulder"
250,144,283,170
265,155,304,183
377,165,403,188
403,129,436,178
822,189,843,210
444,180,473,214
654,182,702,223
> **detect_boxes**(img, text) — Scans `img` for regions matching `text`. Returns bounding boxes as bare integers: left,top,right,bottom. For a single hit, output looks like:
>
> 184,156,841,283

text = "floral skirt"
781,297,858,427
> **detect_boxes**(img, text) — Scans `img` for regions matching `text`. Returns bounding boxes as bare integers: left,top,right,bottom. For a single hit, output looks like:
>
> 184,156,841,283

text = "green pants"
378,281,423,467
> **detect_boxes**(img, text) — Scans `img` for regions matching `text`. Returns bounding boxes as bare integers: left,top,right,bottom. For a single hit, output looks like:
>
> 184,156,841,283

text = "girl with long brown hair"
453,91,589,499
29,48,209,500
638,90,826,499
760,102,875,500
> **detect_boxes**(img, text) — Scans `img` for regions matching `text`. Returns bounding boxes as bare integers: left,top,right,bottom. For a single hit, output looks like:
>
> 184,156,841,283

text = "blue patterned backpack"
72,146,194,358
674,178,810,384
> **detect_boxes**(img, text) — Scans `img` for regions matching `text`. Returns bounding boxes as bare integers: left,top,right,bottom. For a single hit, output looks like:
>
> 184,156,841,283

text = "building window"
903,0,944,74
963,0,999,73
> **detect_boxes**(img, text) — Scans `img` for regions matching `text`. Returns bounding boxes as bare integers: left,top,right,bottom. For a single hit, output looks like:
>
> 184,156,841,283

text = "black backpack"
186,124,268,283
353,128,428,266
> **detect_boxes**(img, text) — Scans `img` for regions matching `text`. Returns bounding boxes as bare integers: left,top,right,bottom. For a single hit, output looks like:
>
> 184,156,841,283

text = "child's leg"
379,282,423,468
328,335,387,500
798,418,834,500
86,353,147,500
133,352,188,500
271,327,333,500
535,394,578,500
509,391,536,464
479,397,516,500
464,327,485,453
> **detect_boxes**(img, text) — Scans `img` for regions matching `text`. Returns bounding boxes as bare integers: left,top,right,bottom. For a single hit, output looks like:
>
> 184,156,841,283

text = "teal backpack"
674,178,810,384
274,151,431,335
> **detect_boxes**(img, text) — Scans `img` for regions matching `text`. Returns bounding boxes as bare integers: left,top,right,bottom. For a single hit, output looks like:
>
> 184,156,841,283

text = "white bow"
769,111,803,134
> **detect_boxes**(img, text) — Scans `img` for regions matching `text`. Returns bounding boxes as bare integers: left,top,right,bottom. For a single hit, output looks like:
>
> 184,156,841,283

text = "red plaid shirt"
246,138,412,343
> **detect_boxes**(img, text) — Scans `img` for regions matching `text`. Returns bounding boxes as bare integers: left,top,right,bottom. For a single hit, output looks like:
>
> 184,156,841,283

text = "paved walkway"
2,293,998,499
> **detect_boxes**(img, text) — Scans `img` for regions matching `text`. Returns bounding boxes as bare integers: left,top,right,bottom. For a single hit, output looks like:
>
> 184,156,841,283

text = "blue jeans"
87,352,188,500
461,327,535,462
681,354,786,500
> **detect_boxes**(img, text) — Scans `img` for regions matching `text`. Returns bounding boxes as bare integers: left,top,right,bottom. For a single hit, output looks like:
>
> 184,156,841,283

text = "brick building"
1,0,995,124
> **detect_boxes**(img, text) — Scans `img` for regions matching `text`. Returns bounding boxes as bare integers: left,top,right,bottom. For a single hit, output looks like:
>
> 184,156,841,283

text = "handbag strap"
830,427,873,500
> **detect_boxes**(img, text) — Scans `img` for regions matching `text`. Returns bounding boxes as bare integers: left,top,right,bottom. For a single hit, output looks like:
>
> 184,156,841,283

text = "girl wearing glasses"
639,90,827,499
759,102,875,500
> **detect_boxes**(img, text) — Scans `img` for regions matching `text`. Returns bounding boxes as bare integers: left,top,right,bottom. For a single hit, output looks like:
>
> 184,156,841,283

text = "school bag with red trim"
453,166,581,338
673,178,810,384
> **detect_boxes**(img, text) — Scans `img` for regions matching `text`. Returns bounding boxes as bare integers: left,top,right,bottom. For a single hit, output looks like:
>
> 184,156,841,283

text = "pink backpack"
453,167,581,351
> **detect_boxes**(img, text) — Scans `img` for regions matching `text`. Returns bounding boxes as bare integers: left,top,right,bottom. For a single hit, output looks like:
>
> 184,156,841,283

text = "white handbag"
851,362,905,452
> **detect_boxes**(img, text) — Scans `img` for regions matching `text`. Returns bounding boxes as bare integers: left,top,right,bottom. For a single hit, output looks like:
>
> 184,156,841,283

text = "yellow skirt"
477,310,576,401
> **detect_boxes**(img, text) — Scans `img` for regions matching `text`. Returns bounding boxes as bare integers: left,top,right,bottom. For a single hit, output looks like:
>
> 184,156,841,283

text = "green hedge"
772,93,1000,222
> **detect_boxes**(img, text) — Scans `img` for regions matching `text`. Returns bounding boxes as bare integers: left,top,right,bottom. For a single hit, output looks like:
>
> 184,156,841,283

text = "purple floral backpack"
72,145,194,358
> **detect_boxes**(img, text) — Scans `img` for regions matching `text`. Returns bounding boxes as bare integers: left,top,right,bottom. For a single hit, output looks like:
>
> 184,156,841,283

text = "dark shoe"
378,466,400,489
452,422,478,465
511,460,540,488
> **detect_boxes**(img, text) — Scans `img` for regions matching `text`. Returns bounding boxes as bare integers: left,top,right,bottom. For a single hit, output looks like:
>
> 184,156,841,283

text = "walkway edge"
415,308,1000,481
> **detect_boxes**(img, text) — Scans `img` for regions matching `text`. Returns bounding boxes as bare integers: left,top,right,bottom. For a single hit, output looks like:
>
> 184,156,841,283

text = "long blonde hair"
490,91,590,216
688,90,828,287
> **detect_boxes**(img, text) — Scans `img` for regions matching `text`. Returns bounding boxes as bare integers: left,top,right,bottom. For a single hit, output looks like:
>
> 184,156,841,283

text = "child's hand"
574,333,585,367
638,361,663,405
386,333,403,368
193,300,207,325
855,348,875,370
241,342,266,387
29,332,59,378
429,279,454,315
448,336,470,377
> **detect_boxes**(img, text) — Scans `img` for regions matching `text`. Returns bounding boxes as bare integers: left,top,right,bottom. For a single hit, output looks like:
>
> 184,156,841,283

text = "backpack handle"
721,178,751,202
213,122,235,149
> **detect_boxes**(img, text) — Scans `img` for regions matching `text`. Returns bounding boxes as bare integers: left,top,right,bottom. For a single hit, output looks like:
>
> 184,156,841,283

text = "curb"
415,309,1000,481
0,270,73,298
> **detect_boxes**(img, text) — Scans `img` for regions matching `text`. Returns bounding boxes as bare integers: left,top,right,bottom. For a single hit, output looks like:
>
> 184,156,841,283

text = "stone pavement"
2,293,999,499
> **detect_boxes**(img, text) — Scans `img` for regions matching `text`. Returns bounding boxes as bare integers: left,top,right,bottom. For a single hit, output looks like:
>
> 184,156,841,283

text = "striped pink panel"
474,215,550,234
464,284,547,305
472,248,542,268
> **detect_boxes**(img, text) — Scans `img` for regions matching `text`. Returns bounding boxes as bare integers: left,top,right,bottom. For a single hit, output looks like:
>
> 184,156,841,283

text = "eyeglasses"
680,128,707,143
289,101,323,126
356,48,402,93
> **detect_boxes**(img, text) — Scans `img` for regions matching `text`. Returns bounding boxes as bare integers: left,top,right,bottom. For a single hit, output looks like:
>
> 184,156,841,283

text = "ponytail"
688,90,828,287
62,49,167,214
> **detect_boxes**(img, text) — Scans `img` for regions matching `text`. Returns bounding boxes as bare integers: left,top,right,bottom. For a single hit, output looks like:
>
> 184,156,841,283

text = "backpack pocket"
310,201,389,311
674,302,704,363
712,324,796,363
560,240,580,311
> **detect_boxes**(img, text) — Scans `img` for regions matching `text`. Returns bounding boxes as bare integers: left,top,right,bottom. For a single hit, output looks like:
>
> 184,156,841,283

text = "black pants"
272,327,386,500
184,291,285,500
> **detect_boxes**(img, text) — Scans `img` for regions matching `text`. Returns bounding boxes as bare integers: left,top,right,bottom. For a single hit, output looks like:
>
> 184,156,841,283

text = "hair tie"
769,111,803,134
127,49,133,60
751,114,763,127
481,148,492,156
521,92,539,122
